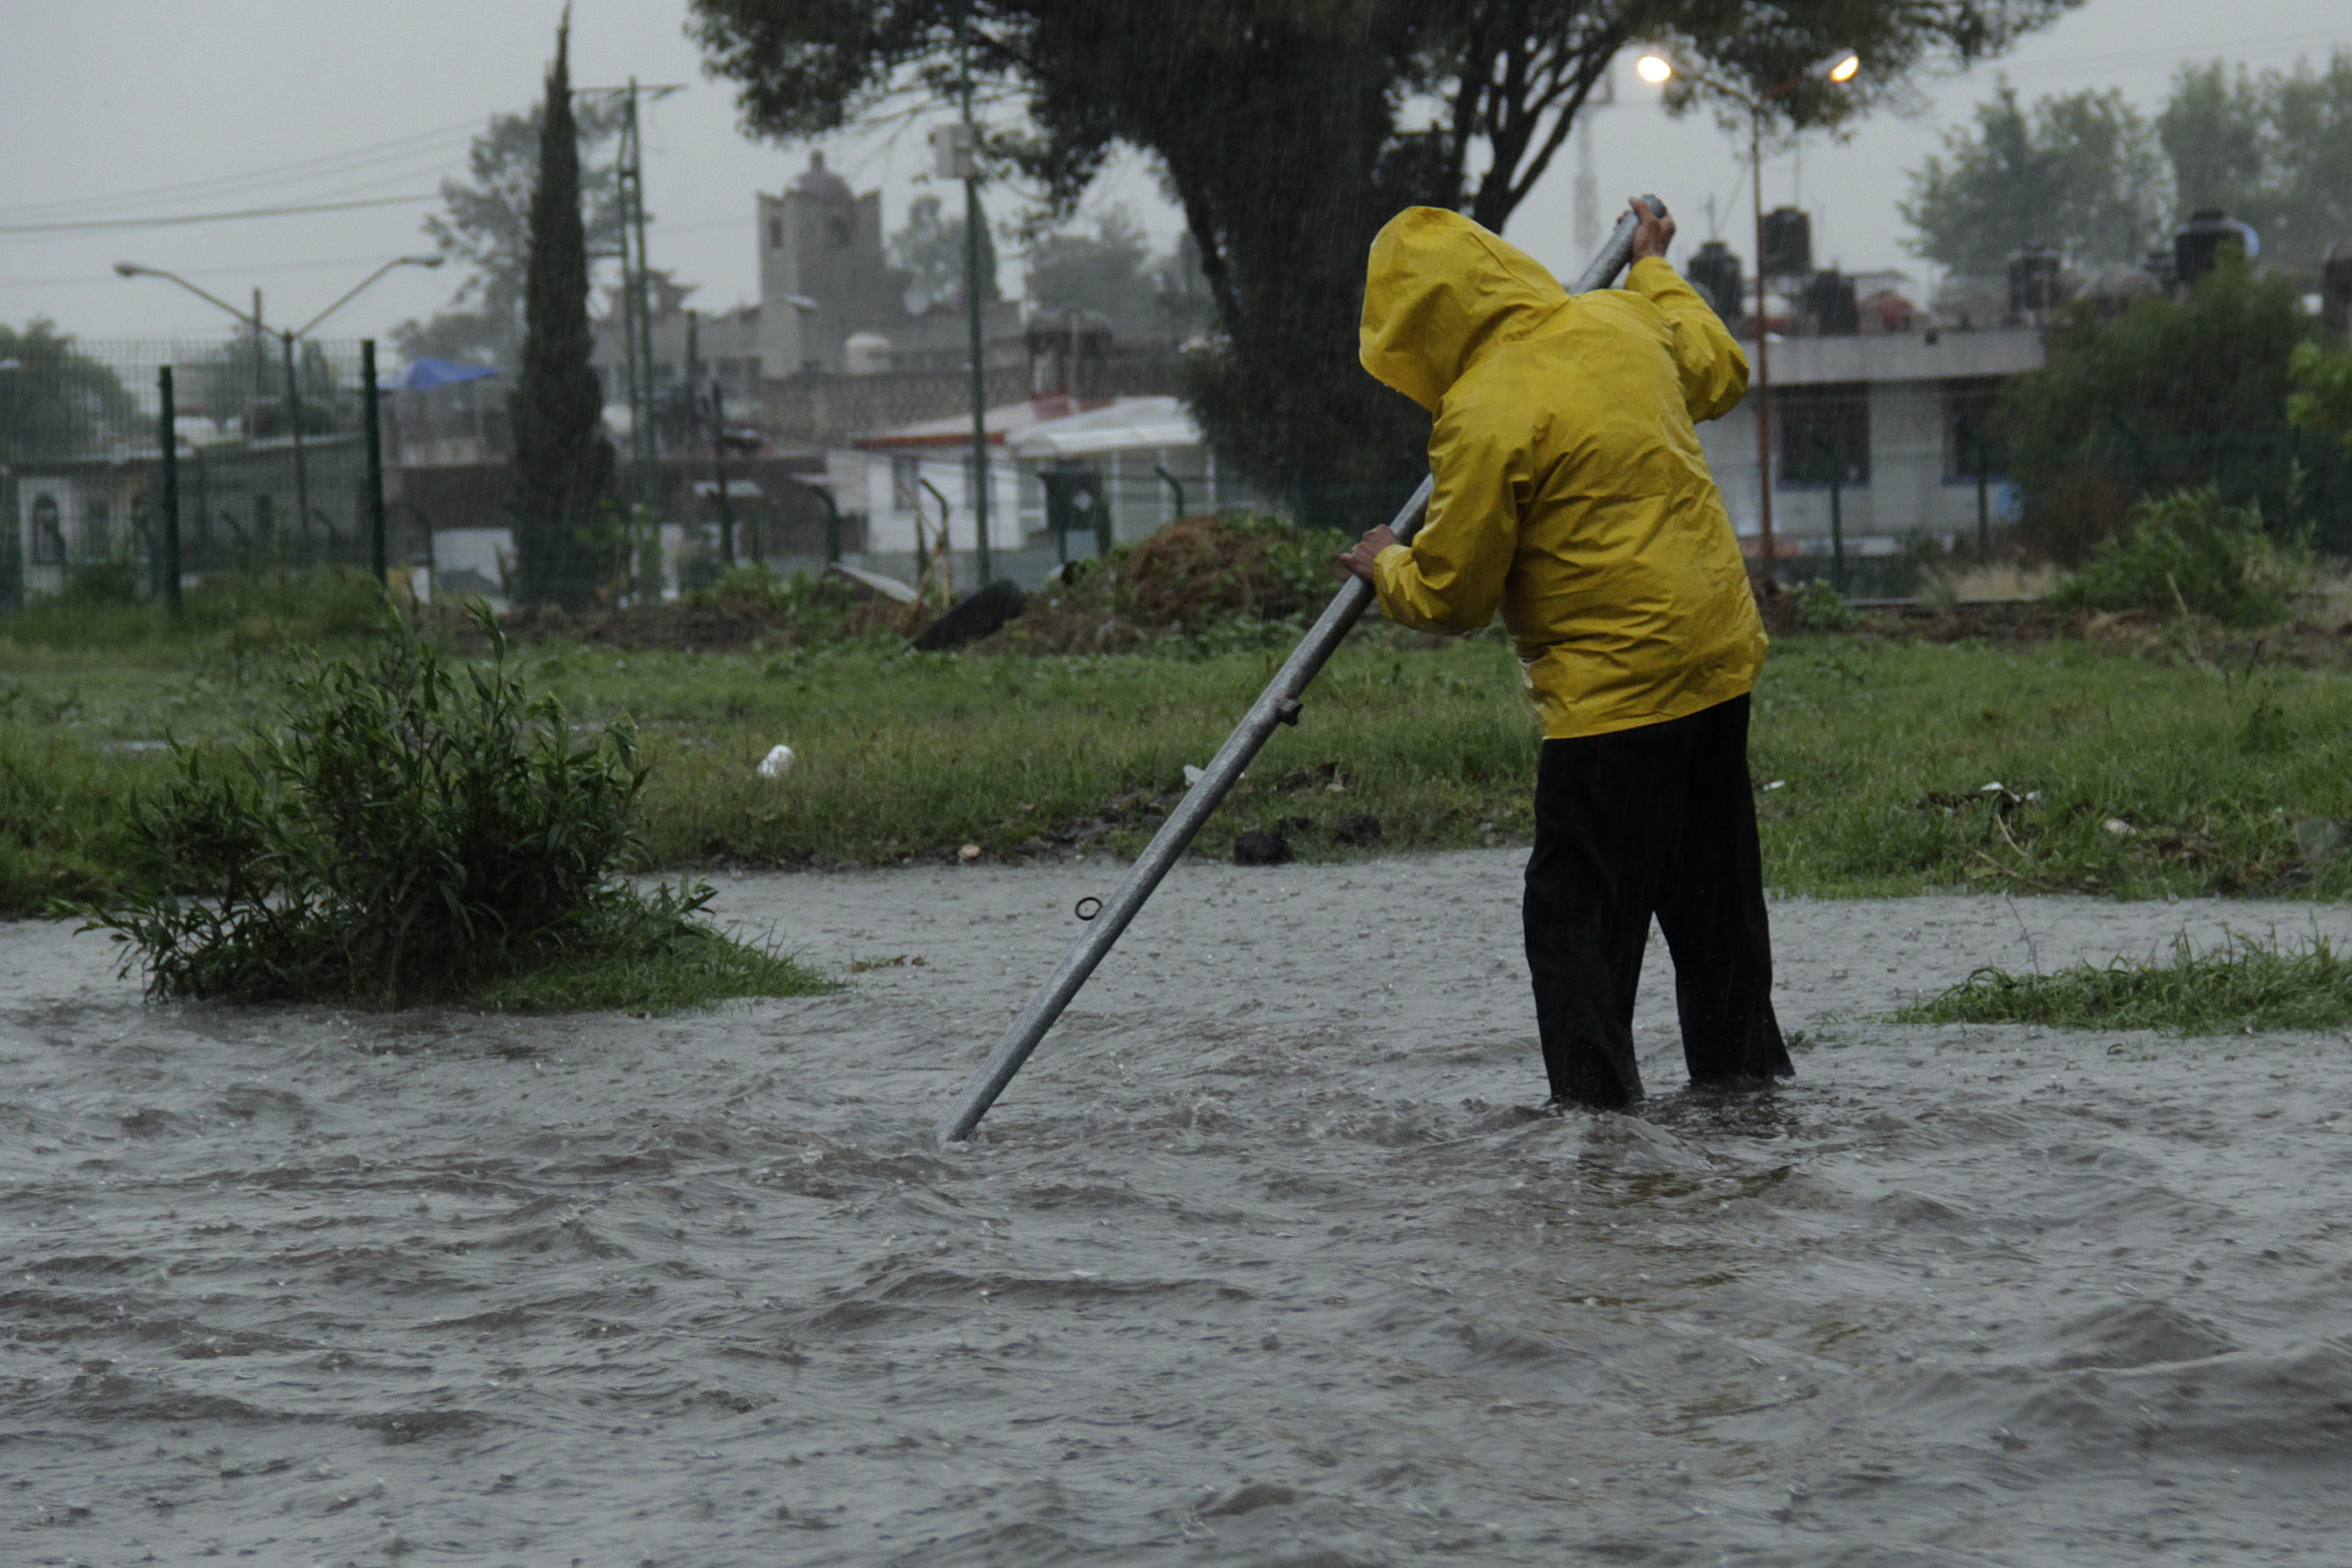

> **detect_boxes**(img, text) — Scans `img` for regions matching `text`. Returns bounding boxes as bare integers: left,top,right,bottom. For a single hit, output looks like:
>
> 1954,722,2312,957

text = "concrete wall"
1693,328,2041,553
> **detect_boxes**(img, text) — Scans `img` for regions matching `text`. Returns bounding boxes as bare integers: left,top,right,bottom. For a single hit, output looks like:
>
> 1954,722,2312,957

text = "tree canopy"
1990,258,2351,558
2159,50,2352,276
1901,82,2167,274
1907,48,2352,281
396,93,626,369
690,0,2077,503
506,18,614,609
0,320,140,464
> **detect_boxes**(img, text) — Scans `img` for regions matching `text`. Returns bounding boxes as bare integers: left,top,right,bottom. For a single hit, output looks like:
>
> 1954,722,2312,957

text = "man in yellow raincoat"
1339,199,1791,1110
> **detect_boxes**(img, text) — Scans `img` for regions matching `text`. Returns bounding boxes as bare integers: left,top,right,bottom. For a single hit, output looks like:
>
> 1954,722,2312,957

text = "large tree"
690,0,2076,506
1989,258,2341,559
0,320,139,464
2159,50,2352,278
507,16,614,610
1901,81,2169,274
395,94,626,369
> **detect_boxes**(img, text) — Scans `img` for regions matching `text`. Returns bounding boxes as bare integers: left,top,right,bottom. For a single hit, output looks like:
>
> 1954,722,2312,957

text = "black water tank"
1802,270,1859,336
1687,241,1744,321
1762,208,1813,278
2173,209,2260,284
2322,240,2352,334
2006,247,2064,314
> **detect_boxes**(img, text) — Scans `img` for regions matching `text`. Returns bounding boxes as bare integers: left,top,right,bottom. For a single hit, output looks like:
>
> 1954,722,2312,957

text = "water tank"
2006,248,2064,315
2322,240,2352,335
2173,209,2260,285
1687,241,1744,321
844,332,893,376
1802,269,1858,336
1761,208,1813,278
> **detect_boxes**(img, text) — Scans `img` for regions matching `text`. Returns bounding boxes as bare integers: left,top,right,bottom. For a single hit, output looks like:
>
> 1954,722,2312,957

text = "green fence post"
361,339,387,584
812,480,844,564
158,365,182,617
1829,474,1846,597
1973,425,1991,560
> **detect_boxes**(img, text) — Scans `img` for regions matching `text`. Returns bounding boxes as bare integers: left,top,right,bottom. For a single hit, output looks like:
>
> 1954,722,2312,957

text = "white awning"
1005,395,1201,459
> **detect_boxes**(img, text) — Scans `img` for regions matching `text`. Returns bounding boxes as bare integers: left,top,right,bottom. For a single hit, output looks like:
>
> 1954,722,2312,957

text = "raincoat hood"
1359,207,1569,412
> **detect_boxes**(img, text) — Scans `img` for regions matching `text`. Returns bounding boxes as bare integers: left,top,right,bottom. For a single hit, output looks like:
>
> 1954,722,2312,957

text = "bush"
82,604,826,1008
2045,488,2307,626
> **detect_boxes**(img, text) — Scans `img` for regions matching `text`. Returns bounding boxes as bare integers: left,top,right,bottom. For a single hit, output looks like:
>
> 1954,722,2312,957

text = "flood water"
5,852,2350,1566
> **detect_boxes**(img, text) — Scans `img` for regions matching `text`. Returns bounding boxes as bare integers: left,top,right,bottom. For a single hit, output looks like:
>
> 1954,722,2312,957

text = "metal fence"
0,334,402,610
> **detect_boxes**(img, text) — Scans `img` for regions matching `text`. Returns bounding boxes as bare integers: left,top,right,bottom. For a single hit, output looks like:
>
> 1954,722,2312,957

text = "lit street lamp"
1635,46,1858,583
116,255,442,546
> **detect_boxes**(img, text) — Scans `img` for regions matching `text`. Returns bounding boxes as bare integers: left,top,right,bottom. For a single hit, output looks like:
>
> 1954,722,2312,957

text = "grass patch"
471,924,830,1014
1893,930,2352,1035
13,605,2352,909
74,605,830,1011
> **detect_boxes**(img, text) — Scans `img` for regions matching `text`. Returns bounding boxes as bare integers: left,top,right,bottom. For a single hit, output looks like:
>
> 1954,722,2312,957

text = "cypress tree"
508,13,612,609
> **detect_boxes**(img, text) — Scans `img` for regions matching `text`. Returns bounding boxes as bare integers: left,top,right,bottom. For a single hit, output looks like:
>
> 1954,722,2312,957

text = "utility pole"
584,78,684,595
158,365,181,615
958,13,993,587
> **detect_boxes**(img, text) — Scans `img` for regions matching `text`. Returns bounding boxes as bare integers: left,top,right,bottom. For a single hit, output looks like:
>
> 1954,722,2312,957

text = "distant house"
1694,328,2044,565
839,394,1269,589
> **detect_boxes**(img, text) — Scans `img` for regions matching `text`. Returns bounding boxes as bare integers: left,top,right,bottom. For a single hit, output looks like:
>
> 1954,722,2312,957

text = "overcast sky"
2,0,2343,352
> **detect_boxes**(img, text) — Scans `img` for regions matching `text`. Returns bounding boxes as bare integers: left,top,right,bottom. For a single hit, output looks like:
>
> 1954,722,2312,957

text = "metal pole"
1155,461,1186,520
1973,424,1991,558
158,365,181,616
711,379,736,566
1829,470,1846,595
960,15,993,586
811,479,843,564
1750,104,1776,584
362,339,387,583
935,201,1662,1145
280,332,310,564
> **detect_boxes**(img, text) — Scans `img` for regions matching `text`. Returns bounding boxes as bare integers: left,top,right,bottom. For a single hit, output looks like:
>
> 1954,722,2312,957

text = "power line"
0,120,482,224
0,192,439,238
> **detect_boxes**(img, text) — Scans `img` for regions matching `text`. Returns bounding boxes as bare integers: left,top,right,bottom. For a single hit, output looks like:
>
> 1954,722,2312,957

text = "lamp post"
1635,47,1857,585
117,256,441,561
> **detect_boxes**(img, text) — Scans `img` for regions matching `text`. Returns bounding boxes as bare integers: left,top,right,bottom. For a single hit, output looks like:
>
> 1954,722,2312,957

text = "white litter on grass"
757,745,797,779
1184,764,1205,786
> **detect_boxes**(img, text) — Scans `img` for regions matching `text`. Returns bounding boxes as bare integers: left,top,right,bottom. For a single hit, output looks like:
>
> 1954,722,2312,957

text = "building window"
1944,376,2005,481
891,456,923,513
28,493,64,564
1776,383,1870,485
828,215,851,249
80,499,111,557
768,217,783,249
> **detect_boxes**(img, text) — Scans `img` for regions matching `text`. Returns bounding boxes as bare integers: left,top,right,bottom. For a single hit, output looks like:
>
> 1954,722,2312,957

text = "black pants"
1523,693,1791,1108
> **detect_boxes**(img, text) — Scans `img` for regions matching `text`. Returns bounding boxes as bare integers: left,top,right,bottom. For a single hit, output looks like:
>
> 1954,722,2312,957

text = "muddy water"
5,853,2352,1566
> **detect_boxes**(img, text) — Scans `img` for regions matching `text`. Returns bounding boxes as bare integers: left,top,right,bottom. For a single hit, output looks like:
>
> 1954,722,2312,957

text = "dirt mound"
981,514,1345,653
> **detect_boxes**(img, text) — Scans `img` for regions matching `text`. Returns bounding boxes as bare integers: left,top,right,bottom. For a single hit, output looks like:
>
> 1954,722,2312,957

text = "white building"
839,394,1268,589
1695,328,2045,564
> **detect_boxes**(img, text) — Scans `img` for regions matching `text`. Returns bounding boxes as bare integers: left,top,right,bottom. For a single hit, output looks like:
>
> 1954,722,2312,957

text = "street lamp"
1634,46,1858,583
116,256,441,548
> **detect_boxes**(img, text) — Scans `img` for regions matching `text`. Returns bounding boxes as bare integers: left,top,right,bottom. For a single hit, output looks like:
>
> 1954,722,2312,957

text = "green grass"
470,925,835,1014
11,615,2352,915
1893,931,2352,1035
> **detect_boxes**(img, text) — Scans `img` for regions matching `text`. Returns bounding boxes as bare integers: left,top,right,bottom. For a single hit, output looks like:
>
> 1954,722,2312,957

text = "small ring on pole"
1074,896,1102,922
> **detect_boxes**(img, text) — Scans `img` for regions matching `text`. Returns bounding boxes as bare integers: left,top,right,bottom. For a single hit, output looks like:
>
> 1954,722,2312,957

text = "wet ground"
5,851,2350,1566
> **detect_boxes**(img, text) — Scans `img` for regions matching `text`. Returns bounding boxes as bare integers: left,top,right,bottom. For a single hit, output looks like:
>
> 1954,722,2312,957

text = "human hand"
1628,196,1675,263
1338,524,1400,583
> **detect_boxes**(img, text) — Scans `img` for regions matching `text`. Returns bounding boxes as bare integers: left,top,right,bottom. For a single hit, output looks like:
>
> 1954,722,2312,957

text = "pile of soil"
979,515,1343,653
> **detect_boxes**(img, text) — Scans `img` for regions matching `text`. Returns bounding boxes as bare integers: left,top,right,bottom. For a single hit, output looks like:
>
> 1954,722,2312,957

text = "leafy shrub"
83,604,823,1007
2045,488,2307,626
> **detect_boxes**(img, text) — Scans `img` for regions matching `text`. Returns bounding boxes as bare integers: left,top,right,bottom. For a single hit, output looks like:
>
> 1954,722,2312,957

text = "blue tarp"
381,357,498,391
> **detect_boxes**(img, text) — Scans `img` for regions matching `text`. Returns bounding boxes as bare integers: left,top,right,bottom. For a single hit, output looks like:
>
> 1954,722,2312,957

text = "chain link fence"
0,333,403,613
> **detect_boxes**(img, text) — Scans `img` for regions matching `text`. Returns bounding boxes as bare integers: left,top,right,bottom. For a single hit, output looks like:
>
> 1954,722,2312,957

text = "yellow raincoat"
1360,207,1765,739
